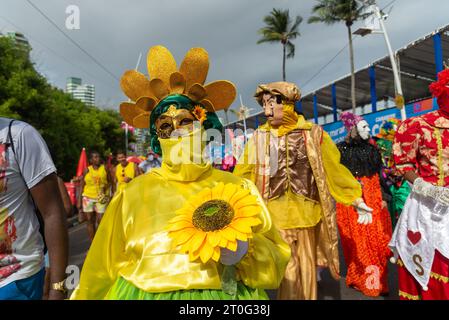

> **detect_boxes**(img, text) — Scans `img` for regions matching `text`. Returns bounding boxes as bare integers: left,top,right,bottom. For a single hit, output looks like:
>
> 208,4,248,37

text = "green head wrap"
149,94,223,155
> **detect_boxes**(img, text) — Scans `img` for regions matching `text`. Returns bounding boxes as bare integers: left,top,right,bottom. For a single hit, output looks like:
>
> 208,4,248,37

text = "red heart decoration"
407,230,421,245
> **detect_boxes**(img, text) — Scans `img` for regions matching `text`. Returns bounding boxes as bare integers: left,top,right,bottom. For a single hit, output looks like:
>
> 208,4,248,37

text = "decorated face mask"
262,93,283,127
356,120,371,140
155,105,197,138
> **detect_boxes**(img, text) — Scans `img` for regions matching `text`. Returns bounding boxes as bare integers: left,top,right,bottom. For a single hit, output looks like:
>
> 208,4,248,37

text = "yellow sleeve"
233,137,256,182
70,192,129,299
321,132,362,205
236,179,291,289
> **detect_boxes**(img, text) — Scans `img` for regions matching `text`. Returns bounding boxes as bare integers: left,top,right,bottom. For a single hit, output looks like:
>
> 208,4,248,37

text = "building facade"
66,77,95,106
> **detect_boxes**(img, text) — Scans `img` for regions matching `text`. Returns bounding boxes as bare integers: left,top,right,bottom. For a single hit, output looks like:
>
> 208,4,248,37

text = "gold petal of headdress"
119,46,237,128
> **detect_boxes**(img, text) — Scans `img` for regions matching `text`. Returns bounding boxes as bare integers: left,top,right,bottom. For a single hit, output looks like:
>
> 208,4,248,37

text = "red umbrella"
127,156,143,164
76,148,88,177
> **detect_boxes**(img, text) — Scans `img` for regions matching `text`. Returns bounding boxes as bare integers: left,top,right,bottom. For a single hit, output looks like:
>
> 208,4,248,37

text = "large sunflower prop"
167,182,262,264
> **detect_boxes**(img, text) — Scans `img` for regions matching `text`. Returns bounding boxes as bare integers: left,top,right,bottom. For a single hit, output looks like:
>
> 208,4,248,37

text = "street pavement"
68,222,399,300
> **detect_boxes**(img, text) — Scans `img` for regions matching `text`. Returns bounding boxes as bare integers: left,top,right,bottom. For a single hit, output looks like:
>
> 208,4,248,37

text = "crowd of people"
1,45,449,301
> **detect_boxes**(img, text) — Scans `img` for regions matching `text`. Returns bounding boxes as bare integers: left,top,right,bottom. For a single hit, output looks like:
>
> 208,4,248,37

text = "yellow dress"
115,162,135,192
82,165,108,199
71,132,290,300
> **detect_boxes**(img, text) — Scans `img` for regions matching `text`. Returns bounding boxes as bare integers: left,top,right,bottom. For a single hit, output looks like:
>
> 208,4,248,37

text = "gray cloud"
1,0,448,122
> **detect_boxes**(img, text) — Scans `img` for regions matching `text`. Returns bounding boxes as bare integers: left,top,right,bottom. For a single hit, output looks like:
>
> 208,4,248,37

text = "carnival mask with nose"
262,93,284,127
356,120,371,140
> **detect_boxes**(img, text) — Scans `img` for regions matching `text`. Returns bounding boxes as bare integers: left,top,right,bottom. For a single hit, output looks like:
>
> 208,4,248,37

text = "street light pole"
355,1,407,120
373,4,407,121
125,123,129,153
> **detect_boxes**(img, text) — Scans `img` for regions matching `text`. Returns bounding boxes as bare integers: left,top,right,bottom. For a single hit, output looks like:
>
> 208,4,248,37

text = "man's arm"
134,162,141,177
77,169,87,210
106,167,113,197
404,171,419,184
30,173,69,300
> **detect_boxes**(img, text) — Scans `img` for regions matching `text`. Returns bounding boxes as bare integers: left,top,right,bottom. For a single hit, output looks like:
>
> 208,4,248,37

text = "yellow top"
83,165,108,199
71,131,290,299
234,115,362,230
115,162,136,192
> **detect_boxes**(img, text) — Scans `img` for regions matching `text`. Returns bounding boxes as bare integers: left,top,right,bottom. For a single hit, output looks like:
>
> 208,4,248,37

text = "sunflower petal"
207,231,221,247
167,219,193,232
235,205,261,218
197,188,212,202
233,195,259,211
230,217,261,234
189,247,201,262
229,189,251,207
212,246,221,262
219,227,238,242
228,225,250,242
199,242,214,264
211,182,225,199
226,240,238,252
171,228,196,247
168,215,192,224
222,183,239,201
218,236,228,247
190,231,207,251
236,216,262,226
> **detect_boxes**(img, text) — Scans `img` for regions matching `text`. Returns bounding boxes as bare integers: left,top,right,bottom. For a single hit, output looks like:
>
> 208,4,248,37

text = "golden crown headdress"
119,46,237,128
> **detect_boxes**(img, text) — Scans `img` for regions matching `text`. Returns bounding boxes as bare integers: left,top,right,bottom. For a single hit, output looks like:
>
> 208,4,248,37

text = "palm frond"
287,31,300,40
309,0,373,25
289,15,303,34
257,30,283,44
286,41,295,59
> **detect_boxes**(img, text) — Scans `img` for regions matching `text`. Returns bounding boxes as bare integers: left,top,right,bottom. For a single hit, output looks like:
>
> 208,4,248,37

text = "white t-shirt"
0,118,56,288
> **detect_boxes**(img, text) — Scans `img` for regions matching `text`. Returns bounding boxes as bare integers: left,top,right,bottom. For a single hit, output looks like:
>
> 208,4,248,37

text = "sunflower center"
192,200,234,232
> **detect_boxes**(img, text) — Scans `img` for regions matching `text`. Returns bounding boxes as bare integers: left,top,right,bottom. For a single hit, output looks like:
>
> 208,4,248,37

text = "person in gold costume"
234,82,373,300
70,46,290,300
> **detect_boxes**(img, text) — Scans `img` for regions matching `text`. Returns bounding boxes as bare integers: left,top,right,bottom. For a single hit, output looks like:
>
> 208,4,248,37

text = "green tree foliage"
0,37,126,180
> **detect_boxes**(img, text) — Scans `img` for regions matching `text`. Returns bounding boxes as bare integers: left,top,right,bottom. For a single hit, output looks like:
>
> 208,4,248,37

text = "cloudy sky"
1,0,449,122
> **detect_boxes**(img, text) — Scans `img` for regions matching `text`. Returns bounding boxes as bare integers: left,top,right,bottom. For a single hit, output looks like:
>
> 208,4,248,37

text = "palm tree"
257,8,303,81
308,0,374,112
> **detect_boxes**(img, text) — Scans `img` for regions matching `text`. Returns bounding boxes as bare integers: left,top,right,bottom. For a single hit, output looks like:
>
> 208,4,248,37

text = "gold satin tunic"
234,116,362,230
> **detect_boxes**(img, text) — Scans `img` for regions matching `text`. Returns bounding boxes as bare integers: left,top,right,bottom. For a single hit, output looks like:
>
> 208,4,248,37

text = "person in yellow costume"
77,151,112,241
113,150,140,194
70,46,290,300
233,82,373,300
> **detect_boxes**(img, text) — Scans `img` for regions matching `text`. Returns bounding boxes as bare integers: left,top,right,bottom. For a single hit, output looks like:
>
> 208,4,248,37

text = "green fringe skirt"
104,277,269,300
